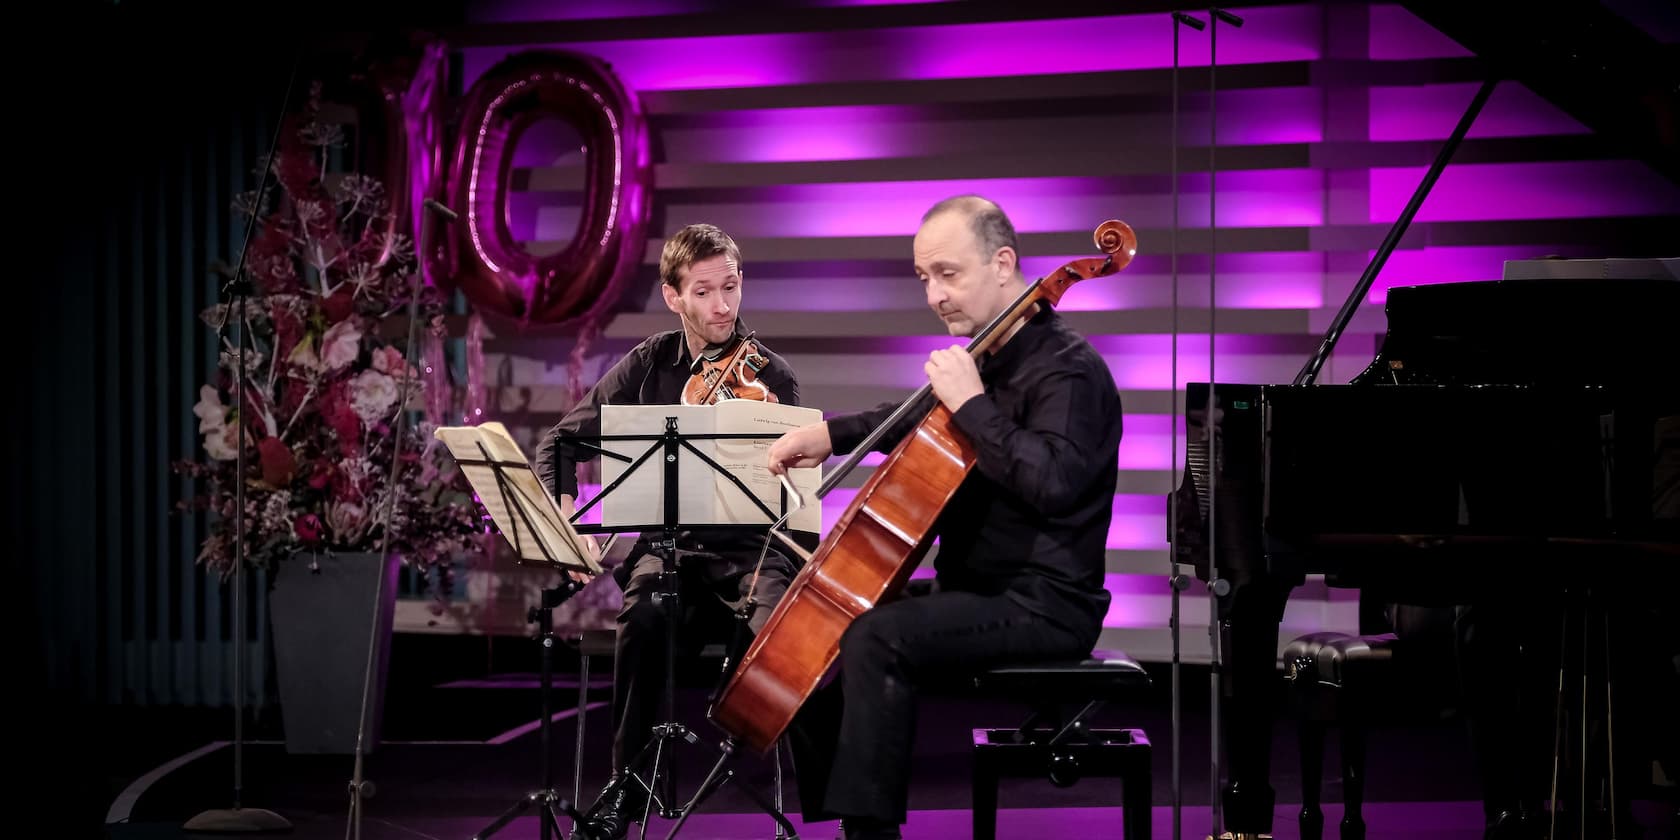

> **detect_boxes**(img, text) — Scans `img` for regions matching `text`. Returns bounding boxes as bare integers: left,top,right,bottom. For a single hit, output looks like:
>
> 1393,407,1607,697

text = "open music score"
598,401,823,532
433,421,604,576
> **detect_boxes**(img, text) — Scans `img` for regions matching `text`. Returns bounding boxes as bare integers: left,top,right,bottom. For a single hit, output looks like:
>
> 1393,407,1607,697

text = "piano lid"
1402,1,1680,185
1501,256,1679,282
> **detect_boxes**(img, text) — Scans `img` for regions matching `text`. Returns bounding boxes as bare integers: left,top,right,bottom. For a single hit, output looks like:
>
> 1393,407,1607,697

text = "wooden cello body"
709,220,1138,753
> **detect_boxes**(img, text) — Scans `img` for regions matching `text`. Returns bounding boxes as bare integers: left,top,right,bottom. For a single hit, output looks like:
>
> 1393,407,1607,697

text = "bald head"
913,195,1028,338
919,195,1023,282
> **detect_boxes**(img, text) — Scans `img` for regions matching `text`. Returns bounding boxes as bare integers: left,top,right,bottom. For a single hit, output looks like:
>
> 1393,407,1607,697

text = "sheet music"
597,405,718,527
711,401,823,533
433,422,602,574
599,402,822,531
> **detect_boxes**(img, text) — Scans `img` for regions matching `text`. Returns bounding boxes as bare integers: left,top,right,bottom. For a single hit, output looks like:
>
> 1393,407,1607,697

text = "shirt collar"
982,304,1055,374
670,317,752,369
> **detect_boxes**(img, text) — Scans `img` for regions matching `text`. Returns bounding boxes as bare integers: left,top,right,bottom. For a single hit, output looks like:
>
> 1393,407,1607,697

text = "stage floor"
92,640,1676,840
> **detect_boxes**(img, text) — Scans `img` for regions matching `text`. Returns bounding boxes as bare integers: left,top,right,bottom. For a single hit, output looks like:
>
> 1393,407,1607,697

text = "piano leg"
1456,598,1557,838
1217,575,1293,837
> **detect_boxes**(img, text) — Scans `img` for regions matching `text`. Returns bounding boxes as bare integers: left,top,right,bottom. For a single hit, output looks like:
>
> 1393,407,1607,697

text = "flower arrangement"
174,86,480,596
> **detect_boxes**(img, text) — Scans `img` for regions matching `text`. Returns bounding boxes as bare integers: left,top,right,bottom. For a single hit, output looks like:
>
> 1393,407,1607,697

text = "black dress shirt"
825,306,1122,636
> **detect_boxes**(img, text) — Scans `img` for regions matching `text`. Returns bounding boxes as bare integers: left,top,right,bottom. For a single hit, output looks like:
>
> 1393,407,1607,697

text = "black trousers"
786,588,1098,826
612,548,795,771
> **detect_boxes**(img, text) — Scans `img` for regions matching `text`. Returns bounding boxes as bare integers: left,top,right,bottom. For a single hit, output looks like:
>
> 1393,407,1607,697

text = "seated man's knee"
840,606,898,660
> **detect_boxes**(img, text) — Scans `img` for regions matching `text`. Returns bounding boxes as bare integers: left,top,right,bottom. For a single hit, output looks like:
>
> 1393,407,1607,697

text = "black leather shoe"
574,780,646,840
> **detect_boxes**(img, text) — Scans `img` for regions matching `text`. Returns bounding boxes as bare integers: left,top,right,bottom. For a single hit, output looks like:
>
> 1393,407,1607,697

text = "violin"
681,331,780,405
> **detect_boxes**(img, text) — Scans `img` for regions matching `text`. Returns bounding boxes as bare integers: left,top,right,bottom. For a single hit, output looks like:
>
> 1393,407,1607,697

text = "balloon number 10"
365,46,653,328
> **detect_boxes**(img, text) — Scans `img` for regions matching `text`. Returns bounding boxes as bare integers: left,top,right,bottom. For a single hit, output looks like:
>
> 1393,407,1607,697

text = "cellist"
766,196,1125,840
535,222,802,840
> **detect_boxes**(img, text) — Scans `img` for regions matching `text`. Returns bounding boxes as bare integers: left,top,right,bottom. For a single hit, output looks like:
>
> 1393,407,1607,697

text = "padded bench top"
971,649,1151,697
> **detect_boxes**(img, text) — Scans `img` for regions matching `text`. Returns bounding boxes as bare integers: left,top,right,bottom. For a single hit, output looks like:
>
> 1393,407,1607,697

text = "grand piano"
1168,4,1680,837
1173,269,1680,835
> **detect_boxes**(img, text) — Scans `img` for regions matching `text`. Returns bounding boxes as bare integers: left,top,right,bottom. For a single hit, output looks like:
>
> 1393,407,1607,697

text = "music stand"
558,409,809,840
434,423,605,840
661,485,813,840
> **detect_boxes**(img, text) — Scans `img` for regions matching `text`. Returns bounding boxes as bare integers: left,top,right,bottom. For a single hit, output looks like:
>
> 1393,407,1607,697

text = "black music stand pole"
1204,9,1244,839
660,596,802,840
562,417,800,840
472,580,589,840
575,417,705,839
464,441,591,840
665,473,803,840
1166,14,1207,840
645,415,692,828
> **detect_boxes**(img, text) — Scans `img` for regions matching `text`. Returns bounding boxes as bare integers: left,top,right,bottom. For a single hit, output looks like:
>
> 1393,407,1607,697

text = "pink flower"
370,346,416,379
205,420,243,461
327,501,369,544
319,320,362,371
194,385,228,434
348,369,399,425
294,513,323,544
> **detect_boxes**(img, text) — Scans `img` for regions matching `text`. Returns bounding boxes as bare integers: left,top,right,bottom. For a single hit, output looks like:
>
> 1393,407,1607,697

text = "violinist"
535,222,801,840
766,196,1125,840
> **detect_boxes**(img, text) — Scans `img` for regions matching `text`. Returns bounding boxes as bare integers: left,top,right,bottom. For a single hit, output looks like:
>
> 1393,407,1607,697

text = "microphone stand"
344,197,459,840
1167,16,1206,840
1204,8,1242,840
183,59,299,836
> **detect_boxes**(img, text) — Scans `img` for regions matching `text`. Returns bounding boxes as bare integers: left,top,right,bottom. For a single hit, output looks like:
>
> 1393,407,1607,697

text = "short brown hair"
659,223,742,290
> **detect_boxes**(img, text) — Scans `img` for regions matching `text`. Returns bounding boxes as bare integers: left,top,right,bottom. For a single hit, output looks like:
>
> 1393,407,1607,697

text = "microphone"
1173,12,1206,30
1211,7,1244,27
422,198,458,222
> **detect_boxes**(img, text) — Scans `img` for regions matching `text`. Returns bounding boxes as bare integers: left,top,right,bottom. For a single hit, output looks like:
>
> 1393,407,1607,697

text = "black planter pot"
268,551,399,755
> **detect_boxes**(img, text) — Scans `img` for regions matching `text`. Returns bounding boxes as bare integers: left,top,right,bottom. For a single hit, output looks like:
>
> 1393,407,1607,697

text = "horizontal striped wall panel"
431,1,1680,660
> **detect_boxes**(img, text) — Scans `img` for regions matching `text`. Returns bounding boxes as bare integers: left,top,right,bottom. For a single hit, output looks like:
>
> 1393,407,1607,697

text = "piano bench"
968,650,1153,840
1282,631,1401,840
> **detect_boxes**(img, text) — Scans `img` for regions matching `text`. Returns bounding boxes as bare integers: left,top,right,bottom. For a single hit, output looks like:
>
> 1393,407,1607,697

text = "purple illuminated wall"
457,2,1679,652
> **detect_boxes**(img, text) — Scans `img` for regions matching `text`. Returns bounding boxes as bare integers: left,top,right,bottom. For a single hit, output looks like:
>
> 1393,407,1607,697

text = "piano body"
1172,270,1680,833
1166,2,1680,832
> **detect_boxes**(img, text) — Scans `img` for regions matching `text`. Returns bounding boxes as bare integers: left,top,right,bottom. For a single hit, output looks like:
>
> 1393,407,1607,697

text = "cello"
709,219,1138,753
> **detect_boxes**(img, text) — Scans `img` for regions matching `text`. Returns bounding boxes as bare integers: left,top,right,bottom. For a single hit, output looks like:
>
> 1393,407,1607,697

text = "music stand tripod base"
472,582,589,840
661,734,800,840
183,807,292,833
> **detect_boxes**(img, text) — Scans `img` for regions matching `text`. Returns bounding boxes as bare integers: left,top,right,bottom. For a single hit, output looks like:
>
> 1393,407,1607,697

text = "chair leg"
1299,714,1326,840
1121,741,1152,840
972,747,998,840
1340,717,1367,840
